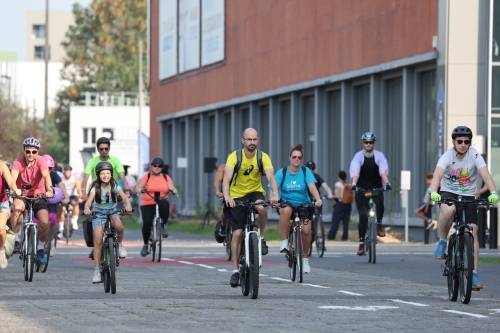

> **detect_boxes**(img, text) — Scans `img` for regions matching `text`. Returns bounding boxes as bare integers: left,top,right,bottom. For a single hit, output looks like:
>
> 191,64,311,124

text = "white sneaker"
72,220,79,231
279,239,288,253
119,244,127,258
303,258,311,274
92,269,101,284
0,249,8,269
50,240,56,257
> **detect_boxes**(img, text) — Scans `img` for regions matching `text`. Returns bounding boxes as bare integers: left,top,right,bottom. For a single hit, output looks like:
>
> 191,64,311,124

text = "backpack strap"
230,150,242,186
279,166,308,192
257,150,264,176
145,172,167,187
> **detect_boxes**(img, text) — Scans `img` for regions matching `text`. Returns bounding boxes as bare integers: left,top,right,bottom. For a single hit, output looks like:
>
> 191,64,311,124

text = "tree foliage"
52,0,147,163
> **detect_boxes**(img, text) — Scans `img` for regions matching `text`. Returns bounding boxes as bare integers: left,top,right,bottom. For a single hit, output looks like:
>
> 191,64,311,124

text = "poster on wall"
201,0,225,66
179,0,200,73
159,0,178,80
436,80,445,159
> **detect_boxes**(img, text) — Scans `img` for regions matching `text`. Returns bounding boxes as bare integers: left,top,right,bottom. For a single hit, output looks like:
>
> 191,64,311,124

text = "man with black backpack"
222,128,279,287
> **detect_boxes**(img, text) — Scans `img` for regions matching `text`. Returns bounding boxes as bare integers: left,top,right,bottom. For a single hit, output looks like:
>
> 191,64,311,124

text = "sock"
38,241,44,250
15,233,20,242
427,219,432,223
233,269,239,273
94,267,100,272
440,238,447,242
71,216,78,224
118,242,123,247
59,222,64,231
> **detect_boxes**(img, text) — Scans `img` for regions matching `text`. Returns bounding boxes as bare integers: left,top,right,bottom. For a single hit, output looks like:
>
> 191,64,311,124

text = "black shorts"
230,192,265,231
222,203,234,221
440,191,477,224
18,197,48,216
69,195,79,202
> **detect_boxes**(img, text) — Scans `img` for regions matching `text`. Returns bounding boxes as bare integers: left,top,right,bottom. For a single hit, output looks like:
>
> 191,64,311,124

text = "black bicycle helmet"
361,132,376,141
150,157,165,166
305,161,316,170
96,137,111,147
95,161,113,174
451,126,473,140
214,220,225,243
63,164,72,171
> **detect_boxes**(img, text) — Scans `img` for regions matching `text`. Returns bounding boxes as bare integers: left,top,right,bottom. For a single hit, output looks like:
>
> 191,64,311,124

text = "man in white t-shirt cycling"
430,126,498,291
59,165,83,235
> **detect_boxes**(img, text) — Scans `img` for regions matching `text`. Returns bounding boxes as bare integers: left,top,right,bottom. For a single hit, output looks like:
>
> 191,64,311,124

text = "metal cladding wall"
149,0,438,157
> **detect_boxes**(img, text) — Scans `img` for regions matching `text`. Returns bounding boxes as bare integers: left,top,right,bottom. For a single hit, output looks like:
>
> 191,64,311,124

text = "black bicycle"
60,202,73,244
280,200,315,283
356,187,387,264
91,209,130,294
441,197,488,304
234,200,269,299
15,189,50,281
309,199,327,258
141,190,175,262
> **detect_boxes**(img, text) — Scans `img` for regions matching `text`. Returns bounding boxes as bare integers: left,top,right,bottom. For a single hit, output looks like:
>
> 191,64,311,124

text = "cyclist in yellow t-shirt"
222,128,279,288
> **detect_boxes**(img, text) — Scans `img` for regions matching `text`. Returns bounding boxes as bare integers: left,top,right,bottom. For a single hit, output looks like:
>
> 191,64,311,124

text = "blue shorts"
92,207,119,230
0,200,10,213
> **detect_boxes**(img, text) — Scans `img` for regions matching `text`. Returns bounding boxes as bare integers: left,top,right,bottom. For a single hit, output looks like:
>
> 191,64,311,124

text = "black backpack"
230,149,265,186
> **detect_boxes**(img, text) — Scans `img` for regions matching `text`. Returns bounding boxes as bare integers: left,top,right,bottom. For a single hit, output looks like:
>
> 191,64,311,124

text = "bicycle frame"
244,206,262,268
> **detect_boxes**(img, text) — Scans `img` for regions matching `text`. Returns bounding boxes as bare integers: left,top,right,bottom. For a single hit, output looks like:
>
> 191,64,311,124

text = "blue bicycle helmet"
361,132,376,141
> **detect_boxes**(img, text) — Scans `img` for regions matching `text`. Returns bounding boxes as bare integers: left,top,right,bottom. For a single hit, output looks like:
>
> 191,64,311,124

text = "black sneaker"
162,225,169,238
89,249,94,260
230,272,240,287
357,243,365,256
261,239,268,256
140,245,149,257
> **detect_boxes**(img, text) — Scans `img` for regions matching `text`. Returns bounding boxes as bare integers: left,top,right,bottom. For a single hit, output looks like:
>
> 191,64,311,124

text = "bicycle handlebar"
89,209,133,218
140,189,177,199
234,200,270,208
439,198,490,206
278,199,316,209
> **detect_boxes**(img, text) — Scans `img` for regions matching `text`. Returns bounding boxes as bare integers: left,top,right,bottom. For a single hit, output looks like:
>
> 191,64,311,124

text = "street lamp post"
138,36,143,178
44,0,49,136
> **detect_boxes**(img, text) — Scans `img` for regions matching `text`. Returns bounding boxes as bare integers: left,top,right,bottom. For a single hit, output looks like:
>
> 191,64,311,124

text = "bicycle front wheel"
225,226,232,261
28,225,35,282
296,228,303,283
103,243,110,293
459,233,473,304
248,233,260,299
315,216,325,258
64,213,71,244
156,218,162,262
240,240,249,296
150,225,156,262
447,234,459,301
371,219,377,264
288,231,296,281
109,237,117,294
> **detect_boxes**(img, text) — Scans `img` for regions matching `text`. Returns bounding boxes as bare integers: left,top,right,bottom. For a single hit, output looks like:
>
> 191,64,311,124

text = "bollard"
489,206,498,249
477,205,487,249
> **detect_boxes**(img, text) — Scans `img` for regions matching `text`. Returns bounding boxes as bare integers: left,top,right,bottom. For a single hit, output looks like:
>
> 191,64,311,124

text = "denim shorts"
92,207,119,230
0,200,10,213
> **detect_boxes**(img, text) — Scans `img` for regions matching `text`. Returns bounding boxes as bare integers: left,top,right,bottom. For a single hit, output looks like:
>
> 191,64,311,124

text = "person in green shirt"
81,137,131,201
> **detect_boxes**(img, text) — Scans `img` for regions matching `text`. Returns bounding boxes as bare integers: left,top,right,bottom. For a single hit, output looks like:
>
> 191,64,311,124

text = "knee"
94,237,103,248
0,228,5,238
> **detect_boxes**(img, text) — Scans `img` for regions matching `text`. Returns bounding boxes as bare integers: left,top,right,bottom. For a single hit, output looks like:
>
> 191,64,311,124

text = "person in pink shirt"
10,137,54,265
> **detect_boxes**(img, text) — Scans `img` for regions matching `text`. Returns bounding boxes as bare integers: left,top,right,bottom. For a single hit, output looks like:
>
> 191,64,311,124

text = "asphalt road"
0,228,499,333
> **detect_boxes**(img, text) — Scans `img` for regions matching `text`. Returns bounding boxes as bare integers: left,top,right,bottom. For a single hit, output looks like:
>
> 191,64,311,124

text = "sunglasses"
105,191,110,203
25,150,38,155
456,140,470,145
291,156,303,160
99,147,110,152
363,141,374,145
151,164,163,168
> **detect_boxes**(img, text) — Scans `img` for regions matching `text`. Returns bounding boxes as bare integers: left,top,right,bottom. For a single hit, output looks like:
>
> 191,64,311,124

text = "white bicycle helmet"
361,132,376,141
23,137,41,149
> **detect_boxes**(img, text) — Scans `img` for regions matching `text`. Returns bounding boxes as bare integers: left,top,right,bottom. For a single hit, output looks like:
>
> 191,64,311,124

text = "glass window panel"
490,118,500,189
280,100,291,166
224,112,232,154
492,67,500,113
355,84,370,136
32,25,46,39
493,0,500,62
327,89,341,201
303,95,315,162
259,104,270,154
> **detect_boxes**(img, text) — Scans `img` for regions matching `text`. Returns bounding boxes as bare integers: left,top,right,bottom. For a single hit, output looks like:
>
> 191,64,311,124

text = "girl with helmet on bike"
134,157,178,257
83,161,132,284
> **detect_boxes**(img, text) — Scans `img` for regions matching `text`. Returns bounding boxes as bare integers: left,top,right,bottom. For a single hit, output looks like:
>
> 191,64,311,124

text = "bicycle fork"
245,212,262,268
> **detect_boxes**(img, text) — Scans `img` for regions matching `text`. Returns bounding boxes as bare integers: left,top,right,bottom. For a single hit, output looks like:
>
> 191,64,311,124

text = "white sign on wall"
159,0,178,80
179,0,200,73
201,0,225,66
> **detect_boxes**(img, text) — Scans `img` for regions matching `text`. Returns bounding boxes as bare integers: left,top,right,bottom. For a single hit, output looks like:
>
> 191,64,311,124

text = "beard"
246,145,256,152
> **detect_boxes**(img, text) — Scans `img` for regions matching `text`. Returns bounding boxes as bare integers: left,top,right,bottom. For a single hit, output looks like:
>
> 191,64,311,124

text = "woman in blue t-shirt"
83,161,132,284
274,143,322,274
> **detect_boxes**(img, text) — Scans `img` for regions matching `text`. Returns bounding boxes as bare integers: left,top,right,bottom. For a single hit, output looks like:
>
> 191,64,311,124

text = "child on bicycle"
83,161,132,284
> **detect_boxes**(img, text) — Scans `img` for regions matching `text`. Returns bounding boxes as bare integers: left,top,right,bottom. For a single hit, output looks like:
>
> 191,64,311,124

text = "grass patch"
479,257,500,264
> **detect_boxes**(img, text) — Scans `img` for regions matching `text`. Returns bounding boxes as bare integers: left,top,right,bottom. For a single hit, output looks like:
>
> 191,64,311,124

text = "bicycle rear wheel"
315,217,325,258
248,233,260,299
447,234,459,301
296,227,303,283
240,239,249,296
225,225,232,261
288,231,296,281
28,225,35,282
64,212,72,244
42,225,52,273
156,218,162,262
459,233,473,304
109,237,117,294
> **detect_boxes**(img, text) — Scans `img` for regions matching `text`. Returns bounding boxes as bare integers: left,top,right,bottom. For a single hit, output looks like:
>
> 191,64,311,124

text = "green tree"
52,0,147,163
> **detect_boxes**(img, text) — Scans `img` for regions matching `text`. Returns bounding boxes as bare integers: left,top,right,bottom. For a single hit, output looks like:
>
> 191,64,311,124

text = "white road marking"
218,269,228,272
389,299,428,307
178,260,194,265
442,310,487,318
161,258,175,261
320,306,398,311
302,283,329,289
259,274,268,277
489,309,500,314
270,277,291,282
196,264,215,269
338,290,364,296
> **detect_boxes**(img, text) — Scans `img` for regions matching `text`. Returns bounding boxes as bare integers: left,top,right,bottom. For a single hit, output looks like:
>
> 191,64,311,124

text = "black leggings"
140,200,170,244
354,191,384,242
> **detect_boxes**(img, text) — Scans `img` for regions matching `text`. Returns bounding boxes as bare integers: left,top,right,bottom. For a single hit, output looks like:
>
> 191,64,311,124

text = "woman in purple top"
349,132,391,256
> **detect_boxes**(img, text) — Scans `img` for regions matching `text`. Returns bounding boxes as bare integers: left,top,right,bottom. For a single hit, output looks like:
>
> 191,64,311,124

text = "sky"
0,0,93,61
